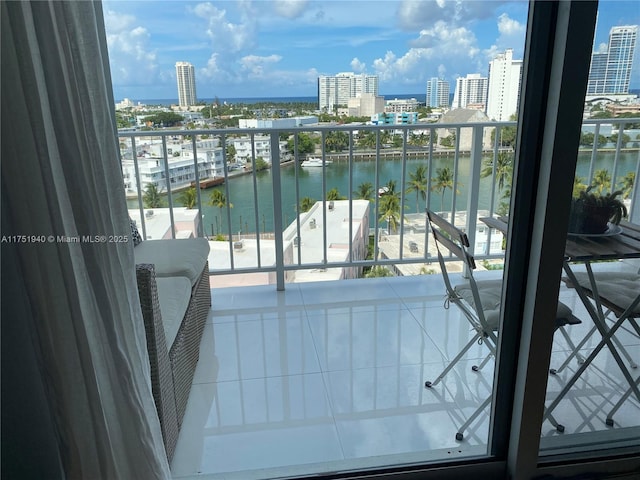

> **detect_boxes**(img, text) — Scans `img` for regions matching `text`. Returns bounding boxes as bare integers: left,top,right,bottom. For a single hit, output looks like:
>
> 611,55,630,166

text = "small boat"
301,157,332,167
191,177,224,189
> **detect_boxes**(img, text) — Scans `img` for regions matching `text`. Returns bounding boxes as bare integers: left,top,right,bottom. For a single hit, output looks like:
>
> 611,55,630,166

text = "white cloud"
240,54,283,79
497,12,524,36
483,13,526,64
410,21,478,51
103,9,158,86
397,0,509,31
351,57,366,73
194,2,256,53
273,0,308,19
371,20,481,85
596,42,608,54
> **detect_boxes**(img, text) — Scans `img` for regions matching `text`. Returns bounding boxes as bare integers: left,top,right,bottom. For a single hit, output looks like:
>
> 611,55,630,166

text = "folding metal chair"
560,271,640,426
424,210,581,440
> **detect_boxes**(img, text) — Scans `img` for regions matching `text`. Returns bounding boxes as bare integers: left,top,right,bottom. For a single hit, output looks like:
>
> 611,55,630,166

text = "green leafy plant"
569,185,628,234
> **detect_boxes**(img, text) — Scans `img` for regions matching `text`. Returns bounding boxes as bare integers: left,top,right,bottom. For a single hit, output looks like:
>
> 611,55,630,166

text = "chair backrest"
427,209,493,331
427,210,475,283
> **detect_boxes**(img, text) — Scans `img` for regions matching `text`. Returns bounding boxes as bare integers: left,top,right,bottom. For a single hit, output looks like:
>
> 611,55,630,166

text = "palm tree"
326,187,345,200
299,196,315,213
481,151,513,192
178,187,197,209
353,182,374,201
592,169,611,194
209,189,232,231
431,167,459,211
573,176,588,198
143,183,164,208
379,191,401,234
406,165,428,213
618,171,635,199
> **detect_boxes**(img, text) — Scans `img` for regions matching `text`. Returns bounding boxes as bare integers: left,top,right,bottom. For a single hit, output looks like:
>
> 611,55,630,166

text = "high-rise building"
426,78,450,108
175,61,197,108
486,49,523,121
318,73,378,111
587,25,637,95
451,73,488,110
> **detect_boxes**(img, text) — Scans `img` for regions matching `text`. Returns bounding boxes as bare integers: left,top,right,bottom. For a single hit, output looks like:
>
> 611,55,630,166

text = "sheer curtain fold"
1,1,170,478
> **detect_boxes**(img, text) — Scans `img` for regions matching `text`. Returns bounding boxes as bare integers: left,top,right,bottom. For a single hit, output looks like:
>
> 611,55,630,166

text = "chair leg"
606,377,640,427
551,325,596,375
455,396,492,441
472,353,493,372
425,333,482,388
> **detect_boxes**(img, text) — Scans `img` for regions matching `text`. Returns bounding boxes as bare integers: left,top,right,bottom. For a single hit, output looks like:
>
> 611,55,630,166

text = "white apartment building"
175,61,197,108
385,98,420,113
238,116,318,129
318,72,378,112
347,93,385,117
426,78,450,108
232,135,289,164
486,49,523,121
122,149,223,195
451,73,488,110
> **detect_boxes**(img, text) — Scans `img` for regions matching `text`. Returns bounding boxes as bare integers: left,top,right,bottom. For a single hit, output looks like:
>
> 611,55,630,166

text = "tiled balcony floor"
171,268,640,479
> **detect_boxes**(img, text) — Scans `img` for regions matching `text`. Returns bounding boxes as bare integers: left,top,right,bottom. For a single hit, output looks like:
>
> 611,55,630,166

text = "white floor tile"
171,276,639,479
172,374,342,476
307,308,440,372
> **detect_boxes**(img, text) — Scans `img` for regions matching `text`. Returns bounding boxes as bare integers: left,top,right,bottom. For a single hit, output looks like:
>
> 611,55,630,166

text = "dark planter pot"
568,202,612,234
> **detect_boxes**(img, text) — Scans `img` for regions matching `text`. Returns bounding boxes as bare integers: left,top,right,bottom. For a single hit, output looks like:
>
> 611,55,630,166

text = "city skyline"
104,1,640,101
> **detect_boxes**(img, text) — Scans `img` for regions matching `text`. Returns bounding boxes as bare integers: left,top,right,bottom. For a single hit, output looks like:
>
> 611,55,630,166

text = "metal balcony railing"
118,118,640,290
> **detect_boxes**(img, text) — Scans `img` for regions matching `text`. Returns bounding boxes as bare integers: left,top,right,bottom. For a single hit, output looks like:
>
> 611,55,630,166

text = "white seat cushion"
134,238,209,285
455,279,503,329
156,276,192,349
456,279,579,329
570,272,640,315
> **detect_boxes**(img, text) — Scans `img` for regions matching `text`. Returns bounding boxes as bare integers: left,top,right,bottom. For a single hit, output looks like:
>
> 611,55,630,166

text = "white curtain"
1,1,170,477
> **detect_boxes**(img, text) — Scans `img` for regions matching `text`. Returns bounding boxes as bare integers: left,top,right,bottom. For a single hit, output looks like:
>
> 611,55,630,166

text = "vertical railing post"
270,132,286,290
466,125,484,258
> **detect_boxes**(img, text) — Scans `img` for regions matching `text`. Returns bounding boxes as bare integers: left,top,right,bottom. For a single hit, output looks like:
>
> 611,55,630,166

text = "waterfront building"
347,93,385,117
486,49,523,121
121,148,223,195
207,200,370,285
238,116,318,129
129,208,201,240
283,200,370,282
318,72,378,112
115,98,134,110
385,97,420,113
175,61,197,108
371,111,418,125
436,109,493,150
587,25,638,95
451,73,488,110
426,78,450,108
231,135,289,164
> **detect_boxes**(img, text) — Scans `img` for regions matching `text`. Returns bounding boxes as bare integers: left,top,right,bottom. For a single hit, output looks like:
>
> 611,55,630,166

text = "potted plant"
568,186,628,234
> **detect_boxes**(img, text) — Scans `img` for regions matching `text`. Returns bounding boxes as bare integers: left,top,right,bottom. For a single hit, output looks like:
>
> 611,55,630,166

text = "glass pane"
107,0,528,476
539,2,640,456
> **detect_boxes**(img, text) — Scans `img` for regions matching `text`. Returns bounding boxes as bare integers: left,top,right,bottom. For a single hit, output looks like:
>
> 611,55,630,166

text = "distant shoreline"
119,93,429,107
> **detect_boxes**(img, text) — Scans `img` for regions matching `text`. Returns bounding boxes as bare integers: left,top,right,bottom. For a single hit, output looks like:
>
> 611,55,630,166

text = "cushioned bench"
134,237,211,461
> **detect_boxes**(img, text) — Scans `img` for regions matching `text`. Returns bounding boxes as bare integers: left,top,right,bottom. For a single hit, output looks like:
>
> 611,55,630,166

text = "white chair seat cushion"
570,272,640,315
134,238,209,285
455,279,503,329
156,276,192,349
456,279,579,330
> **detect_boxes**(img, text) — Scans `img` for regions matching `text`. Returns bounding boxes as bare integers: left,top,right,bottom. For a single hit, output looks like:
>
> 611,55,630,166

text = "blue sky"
103,0,640,101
